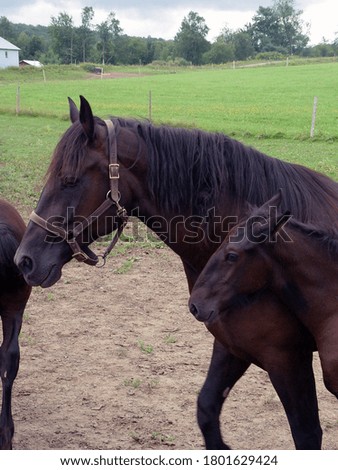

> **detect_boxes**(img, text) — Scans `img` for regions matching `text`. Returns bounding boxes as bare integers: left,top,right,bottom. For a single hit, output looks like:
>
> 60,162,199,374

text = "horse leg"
182,262,251,449
268,349,322,450
315,319,338,400
321,357,338,400
197,339,250,449
0,308,24,449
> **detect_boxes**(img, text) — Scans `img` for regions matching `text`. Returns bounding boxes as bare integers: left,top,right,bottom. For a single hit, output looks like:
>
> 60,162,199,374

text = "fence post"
16,85,20,115
148,90,152,122
310,96,318,138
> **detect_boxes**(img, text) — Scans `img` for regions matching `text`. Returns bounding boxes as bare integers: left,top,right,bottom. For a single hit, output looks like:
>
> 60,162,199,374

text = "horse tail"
0,223,21,284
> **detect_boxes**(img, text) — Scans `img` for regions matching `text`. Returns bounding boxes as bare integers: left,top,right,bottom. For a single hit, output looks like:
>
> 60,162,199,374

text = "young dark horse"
0,199,31,449
189,191,338,415
15,96,338,449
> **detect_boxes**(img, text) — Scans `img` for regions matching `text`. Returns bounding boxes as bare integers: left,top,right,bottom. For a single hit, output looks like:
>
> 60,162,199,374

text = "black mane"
115,118,338,223
246,202,338,258
289,218,338,258
48,117,338,227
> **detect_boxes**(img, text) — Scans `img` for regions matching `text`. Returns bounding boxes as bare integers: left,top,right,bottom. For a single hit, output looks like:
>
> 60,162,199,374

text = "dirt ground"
91,72,146,79
10,236,338,450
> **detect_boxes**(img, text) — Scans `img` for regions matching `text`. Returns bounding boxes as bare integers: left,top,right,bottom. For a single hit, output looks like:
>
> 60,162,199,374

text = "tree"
203,40,235,64
205,26,253,63
28,35,46,59
233,32,255,60
249,6,280,52
17,32,30,58
96,12,122,65
115,36,148,65
79,6,94,62
0,16,15,42
305,41,336,58
248,0,309,55
174,11,210,65
152,39,175,62
274,0,309,53
17,33,45,59
49,12,75,64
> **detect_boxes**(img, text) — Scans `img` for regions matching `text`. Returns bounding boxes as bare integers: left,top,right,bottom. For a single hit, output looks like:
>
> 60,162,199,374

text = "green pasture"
0,61,337,213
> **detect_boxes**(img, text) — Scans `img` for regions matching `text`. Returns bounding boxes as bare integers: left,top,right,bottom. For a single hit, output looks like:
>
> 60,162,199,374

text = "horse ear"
249,189,287,241
258,189,283,215
271,211,292,237
79,95,95,142
68,97,79,123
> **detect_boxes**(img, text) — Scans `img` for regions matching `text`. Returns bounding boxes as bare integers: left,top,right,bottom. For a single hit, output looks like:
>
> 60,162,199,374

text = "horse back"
0,199,27,293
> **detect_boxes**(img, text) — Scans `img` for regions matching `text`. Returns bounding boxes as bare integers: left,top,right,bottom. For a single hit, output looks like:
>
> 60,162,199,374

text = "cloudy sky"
2,0,338,44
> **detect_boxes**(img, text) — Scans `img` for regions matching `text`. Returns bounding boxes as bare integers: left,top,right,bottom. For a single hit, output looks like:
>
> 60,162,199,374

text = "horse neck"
271,229,338,314
117,129,248,271
132,202,228,272
118,120,338,272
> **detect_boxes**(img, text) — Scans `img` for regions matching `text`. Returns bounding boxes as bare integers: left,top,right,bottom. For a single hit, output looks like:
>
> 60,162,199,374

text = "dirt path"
11,243,338,450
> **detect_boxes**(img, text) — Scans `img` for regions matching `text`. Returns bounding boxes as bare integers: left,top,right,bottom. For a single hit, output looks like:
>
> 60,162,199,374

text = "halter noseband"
29,119,128,267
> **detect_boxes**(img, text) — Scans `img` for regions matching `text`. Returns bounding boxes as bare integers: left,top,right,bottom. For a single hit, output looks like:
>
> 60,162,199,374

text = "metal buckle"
109,163,119,179
72,251,89,262
116,206,127,219
96,254,107,268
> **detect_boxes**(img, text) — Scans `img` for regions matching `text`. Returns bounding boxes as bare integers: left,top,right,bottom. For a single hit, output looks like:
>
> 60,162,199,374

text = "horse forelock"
46,121,87,182
47,117,107,182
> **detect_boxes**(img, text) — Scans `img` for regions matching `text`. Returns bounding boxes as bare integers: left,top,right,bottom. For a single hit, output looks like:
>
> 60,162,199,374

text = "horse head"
15,96,144,287
189,191,292,325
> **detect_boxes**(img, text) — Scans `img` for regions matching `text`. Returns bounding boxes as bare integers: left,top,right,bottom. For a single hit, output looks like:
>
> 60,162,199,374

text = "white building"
0,37,20,68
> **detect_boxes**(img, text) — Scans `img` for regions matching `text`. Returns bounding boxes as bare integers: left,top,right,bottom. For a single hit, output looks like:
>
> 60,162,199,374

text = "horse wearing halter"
29,119,128,267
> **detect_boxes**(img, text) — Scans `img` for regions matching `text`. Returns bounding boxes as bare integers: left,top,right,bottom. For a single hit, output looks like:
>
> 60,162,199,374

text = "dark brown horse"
15,96,338,449
0,199,31,449
189,191,338,402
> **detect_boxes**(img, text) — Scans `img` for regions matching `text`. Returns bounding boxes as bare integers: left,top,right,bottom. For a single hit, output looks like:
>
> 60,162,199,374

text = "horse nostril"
18,255,33,275
189,303,199,317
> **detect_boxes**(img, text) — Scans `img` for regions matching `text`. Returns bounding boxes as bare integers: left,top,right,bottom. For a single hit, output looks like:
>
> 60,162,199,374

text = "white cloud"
302,1,338,43
3,0,338,43
6,1,82,26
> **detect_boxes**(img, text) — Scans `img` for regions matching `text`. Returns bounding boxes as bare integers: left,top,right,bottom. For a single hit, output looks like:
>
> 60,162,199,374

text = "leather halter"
29,119,128,267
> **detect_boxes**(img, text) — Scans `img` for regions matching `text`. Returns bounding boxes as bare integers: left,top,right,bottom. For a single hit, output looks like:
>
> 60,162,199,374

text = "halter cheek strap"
29,119,128,267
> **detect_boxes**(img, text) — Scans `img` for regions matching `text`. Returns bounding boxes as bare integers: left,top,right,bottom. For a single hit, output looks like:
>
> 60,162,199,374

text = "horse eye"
62,176,77,187
225,252,239,263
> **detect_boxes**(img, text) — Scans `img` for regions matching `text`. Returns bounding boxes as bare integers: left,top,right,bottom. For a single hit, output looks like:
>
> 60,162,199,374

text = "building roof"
20,60,43,67
0,36,20,51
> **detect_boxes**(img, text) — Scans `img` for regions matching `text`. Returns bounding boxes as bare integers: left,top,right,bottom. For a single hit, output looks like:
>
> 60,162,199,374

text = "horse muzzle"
14,246,65,288
189,300,219,324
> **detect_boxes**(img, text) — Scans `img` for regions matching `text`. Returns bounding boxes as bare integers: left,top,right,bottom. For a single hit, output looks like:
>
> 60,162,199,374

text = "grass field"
0,61,337,212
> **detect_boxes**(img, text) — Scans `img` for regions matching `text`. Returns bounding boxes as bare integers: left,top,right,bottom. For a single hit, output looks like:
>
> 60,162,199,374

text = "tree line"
1,0,337,67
